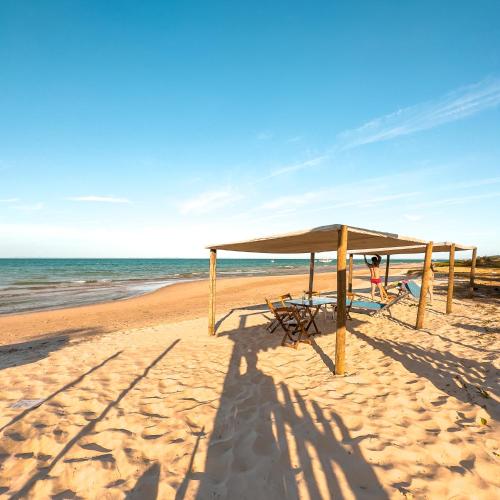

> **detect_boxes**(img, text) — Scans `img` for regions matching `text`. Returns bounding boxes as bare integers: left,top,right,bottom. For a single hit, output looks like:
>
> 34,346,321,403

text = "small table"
287,297,337,335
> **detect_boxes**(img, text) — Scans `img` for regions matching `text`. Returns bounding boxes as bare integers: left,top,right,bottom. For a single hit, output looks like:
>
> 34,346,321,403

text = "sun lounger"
405,280,421,299
346,280,420,317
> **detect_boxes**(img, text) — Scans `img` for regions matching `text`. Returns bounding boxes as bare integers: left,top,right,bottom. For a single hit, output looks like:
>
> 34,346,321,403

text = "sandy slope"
0,272,498,498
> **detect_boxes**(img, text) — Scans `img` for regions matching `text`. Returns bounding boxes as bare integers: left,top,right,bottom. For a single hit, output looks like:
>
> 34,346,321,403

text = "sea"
0,258,424,315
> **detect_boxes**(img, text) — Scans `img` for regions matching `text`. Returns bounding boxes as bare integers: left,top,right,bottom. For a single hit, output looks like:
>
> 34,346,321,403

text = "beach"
0,267,498,498
3,1,499,498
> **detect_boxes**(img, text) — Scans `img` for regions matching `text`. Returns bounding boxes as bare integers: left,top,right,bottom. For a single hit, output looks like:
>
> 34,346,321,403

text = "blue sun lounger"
347,280,421,317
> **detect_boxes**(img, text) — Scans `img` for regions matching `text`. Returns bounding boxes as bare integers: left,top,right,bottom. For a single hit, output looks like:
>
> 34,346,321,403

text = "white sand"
0,276,498,498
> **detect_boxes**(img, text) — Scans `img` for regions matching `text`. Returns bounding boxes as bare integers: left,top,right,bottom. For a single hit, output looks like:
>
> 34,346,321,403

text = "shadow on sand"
126,462,161,500
349,320,499,416
191,309,388,499
8,339,180,499
0,327,107,372
0,349,123,434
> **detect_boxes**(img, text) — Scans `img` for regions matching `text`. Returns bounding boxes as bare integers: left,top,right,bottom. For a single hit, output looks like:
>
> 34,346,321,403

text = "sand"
0,268,498,498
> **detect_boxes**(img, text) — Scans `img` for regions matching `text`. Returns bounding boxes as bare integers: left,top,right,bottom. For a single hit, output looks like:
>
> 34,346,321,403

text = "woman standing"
364,254,388,301
427,263,435,305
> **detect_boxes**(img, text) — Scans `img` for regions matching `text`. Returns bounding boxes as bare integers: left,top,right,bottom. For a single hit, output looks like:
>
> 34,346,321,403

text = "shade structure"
348,242,476,255
207,224,429,254
207,223,476,375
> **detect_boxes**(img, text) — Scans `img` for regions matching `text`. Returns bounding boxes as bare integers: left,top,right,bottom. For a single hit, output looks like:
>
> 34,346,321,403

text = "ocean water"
0,258,326,315
0,257,423,315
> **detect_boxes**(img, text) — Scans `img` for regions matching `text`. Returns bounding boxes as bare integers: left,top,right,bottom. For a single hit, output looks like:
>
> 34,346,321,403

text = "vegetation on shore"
434,255,500,269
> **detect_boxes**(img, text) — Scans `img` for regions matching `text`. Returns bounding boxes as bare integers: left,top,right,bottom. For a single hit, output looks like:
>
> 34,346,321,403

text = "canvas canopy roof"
349,242,476,256
207,222,478,372
207,224,431,254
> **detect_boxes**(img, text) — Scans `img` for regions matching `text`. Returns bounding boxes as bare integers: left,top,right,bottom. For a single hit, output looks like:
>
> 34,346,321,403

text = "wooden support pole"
469,247,477,297
348,254,353,293
308,252,315,297
446,243,455,314
208,249,217,335
335,225,348,375
384,255,391,287
416,242,433,329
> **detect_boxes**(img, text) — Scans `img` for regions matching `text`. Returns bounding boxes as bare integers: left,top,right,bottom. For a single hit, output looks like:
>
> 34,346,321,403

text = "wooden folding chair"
279,293,308,320
265,299,311,349
265,298,291,333
266,294,301,333
279,293,293,306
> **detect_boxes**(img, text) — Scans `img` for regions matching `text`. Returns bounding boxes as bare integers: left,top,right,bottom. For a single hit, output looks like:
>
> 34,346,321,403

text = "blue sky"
0,0,499,258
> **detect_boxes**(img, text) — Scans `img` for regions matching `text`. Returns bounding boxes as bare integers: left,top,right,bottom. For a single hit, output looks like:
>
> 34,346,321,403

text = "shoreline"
0,265,418,347
0,262,414,318
0,278,195,318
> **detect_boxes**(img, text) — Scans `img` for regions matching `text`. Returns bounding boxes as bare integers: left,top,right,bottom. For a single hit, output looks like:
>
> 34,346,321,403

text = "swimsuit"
371,277,382,284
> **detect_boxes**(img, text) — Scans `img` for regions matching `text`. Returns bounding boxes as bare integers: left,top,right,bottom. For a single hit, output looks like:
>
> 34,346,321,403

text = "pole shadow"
0,349,123,434
196,308,386,499
349,322,498,417
126,462,161,500
9,339,180,499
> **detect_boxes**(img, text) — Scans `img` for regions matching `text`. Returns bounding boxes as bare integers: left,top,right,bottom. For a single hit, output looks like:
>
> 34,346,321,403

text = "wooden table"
287,297,337,335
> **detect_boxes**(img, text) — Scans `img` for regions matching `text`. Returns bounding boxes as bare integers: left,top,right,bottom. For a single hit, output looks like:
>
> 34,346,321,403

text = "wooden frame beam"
384,255,391,287
469,247,477,297
308,252,315,296
446,243,455,314
348,254,353,293
416,242,433,329
335,225,348,375
208,249,217,335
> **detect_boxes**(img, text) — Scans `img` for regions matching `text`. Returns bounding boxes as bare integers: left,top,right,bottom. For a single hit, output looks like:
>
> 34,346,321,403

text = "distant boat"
318,258,332,263
270,259,275,263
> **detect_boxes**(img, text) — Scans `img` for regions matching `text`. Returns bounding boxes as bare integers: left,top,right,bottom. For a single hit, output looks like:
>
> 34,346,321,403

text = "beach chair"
265,299,311,348
266,297,291,333
280,293,308,320
346,280,420,318
405,280,421,299
265,294,295,333
265,299,280,333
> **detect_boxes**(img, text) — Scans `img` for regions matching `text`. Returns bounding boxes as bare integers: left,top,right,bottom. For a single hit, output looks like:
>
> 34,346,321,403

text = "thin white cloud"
178,188,241,215
262,78,500,181
233,168,435,222
413,191,500,209
0,198,19,203
441,176,500,190
268,155,329,178
257,189,421,220
240,191,423,228
321,191,421,211
261,191,319,211
14,202,44,211
66,196,130,203
337,78,500,150
403,214,423,221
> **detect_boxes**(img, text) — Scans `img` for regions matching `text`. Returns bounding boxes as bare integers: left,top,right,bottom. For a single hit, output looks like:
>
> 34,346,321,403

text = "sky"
0,0,499,258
